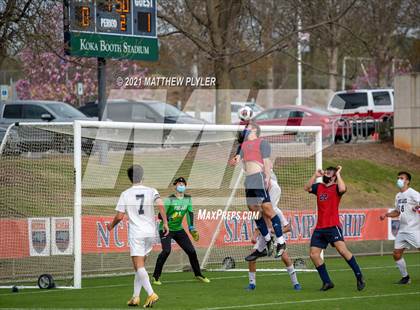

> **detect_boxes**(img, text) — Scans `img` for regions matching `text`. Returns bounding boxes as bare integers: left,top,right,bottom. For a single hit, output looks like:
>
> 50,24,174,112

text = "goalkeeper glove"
189,227,199,241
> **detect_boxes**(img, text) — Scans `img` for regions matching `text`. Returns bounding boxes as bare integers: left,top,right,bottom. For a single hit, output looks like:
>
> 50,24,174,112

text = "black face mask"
323,176,332,184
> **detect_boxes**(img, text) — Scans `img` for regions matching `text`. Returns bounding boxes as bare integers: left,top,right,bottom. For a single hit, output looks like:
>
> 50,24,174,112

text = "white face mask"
396,179,405,189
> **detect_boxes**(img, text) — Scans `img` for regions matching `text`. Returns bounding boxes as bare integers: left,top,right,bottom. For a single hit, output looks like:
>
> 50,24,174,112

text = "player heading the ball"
231,121,286,259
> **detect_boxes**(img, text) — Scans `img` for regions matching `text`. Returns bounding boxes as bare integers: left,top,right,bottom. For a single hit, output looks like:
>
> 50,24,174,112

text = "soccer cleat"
293,283,302,291
320,282,334,291
357,276,366,291
196,275,211,283
274,242,286,258
143,293,159,308
267,237,275,256
245,249,267,261
152,277,162,286
245,283,256,291
396,275,411,285
127,296,140,307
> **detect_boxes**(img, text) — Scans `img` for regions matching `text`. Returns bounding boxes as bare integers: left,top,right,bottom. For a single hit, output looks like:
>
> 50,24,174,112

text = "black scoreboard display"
64,0,158,60
68,0,156,37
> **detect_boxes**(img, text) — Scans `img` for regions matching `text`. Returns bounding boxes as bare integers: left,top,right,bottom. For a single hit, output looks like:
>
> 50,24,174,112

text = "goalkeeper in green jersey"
152,177,210,285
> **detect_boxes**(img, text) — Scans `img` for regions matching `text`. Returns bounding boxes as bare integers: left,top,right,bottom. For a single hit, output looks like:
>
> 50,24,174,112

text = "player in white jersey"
380,171,420,284
107,165,169,307
245,174,302,290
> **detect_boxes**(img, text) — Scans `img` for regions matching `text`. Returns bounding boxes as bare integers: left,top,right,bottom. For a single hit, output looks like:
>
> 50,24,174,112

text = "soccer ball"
238,106,253,121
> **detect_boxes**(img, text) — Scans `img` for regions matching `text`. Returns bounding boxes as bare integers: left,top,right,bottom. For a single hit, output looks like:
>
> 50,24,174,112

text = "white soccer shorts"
269,181,281,207
394,231,420,250
129,237,154,257
253,235,266,252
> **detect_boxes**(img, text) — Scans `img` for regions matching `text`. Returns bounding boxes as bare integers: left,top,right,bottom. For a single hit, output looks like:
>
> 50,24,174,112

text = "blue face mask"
396,179,405,189
176,185,186,193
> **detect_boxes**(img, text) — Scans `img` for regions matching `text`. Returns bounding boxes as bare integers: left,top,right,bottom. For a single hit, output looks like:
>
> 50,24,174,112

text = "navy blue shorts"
310,226,344,249
245,172,271,206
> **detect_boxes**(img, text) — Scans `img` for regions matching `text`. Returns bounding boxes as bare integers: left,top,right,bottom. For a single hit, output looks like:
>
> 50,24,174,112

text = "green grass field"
1,254,419,309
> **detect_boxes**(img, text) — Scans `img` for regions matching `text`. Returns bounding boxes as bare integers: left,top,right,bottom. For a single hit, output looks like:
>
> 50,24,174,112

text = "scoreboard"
64,0,158,61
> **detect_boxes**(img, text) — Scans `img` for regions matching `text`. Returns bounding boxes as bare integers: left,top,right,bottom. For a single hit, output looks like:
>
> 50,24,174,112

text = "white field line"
198,292,420,310
0,264,419,297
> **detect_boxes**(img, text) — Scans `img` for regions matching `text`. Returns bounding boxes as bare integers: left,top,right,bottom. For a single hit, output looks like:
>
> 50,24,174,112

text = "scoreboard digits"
67,0,156,37
64,0,158,61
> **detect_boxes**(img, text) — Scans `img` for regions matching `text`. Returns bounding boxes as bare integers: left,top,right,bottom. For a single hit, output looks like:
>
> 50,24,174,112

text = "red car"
240,105,350,142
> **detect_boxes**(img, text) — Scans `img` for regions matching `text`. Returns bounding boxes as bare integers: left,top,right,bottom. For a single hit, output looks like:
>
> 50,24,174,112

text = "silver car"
0,100,92,154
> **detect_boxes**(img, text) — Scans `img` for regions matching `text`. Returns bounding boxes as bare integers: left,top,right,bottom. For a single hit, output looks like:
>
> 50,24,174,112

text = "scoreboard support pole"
97,57,106,121
97,57,108,164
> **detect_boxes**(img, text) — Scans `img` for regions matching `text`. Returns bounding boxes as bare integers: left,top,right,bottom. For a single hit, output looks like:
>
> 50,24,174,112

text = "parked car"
78,101,97,117
241,105,349,142
327,89,394,139
327,89,394,121
78,100,212,146
0,100,92,154
185,101,264,124
0,126,6,147
78,99,206,124
0,100,91,125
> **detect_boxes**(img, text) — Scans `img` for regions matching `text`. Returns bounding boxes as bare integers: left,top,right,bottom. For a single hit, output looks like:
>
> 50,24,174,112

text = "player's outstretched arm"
336,165,346,194
229,154,241,166
282,224,291,233
304,169,323,192
379,209,401,221
251,227,260,244
155,198,169,235
186,199,199,241
414,191,420,211
263,158,272,189
107,212,124,231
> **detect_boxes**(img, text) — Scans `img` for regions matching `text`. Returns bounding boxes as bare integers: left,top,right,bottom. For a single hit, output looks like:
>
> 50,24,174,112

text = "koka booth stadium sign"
64,0,158,61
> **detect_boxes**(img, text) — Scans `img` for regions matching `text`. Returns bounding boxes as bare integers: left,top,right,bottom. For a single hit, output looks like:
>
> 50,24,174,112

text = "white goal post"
0,120,322,289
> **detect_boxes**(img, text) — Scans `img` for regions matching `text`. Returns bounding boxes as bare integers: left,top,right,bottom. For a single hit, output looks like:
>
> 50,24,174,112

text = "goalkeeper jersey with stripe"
159,194,193,231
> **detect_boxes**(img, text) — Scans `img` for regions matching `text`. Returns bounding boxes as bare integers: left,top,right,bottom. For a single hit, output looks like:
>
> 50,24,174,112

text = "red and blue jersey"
240,137,271,165
310,183,342,229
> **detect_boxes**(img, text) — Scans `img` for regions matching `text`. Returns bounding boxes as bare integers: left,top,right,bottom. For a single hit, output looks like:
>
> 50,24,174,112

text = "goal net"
0,121,321,288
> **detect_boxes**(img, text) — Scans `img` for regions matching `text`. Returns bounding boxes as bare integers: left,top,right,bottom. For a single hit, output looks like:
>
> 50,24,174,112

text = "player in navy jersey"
304,166,365,291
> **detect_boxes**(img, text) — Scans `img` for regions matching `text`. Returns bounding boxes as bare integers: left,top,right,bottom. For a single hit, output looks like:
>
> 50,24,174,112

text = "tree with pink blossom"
15,3,147,106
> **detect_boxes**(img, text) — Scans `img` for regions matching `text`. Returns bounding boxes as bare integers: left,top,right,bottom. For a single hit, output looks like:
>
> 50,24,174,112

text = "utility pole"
297,16,303,106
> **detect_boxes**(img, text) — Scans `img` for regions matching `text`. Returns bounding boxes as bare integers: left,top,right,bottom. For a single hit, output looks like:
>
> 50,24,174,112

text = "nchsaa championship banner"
0,208,399,258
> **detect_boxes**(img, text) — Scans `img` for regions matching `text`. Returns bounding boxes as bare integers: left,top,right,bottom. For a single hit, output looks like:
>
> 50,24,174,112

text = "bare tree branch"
158,12,214,56
229,0,357,72
184,0,209,28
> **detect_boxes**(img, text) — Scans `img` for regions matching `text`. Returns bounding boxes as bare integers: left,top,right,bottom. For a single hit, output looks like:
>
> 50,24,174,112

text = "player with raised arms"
231,117,286,259
152,176,210,285
304,166,365,291
107,165,169,307
380,171,420,284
